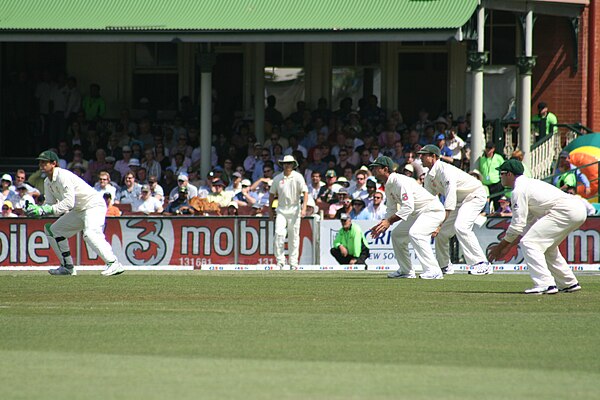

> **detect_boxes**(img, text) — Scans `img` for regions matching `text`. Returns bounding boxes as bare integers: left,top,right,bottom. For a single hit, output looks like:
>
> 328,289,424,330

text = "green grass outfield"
1,272,599,400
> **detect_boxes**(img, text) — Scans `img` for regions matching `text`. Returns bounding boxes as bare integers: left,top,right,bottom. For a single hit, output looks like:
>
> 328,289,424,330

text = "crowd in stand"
1,71,597,218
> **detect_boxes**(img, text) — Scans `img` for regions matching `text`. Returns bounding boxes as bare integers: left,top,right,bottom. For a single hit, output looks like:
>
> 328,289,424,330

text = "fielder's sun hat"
368,156,395,171
497,159,525,175
417,144,442,157
36,150,60,163
278,154,298,168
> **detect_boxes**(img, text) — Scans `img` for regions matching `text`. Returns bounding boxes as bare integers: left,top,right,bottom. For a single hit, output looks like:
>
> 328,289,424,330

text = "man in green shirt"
330,213,370,265
473,141,505,211
532,101,558,139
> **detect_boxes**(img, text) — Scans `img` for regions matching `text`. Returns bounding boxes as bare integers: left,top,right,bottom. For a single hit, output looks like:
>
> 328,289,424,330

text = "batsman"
25,150,124,276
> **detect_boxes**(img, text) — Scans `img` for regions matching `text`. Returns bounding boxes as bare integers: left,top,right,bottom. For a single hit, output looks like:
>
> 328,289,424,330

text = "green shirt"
333,223,368,258
532,111,558,137
475,153,504,185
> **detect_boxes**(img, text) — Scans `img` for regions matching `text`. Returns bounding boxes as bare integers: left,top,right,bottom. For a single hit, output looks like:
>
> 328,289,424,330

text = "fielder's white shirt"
44,167,105,215
270,170,308,212
505,175,577,243
424,161,484,211
384,172,443,221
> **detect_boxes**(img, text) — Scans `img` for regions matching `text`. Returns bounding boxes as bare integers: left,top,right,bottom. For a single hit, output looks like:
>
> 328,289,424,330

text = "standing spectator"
532,101,558,139
472,141,505,211
488,160,586,294
82,83,106,121
417,144,491,276
265,95,284,127
64,76,82,122
25,150,124,276
368,156,446,280
269,155,308,269
330,213,370,266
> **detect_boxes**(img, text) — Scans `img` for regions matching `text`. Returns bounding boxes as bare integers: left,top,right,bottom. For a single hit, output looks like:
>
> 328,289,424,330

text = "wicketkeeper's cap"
368,156,395,171
36,150,60,163
417,144,441,157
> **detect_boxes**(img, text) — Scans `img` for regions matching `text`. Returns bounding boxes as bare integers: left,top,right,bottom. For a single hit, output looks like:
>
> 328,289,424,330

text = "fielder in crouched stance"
487,160,585,294
26,150,124,276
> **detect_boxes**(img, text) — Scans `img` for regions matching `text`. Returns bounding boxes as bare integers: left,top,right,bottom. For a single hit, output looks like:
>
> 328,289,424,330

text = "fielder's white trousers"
435,188,488,267
274,207,301,267
520,198,586,288
392,201,445,275
48,205,118,264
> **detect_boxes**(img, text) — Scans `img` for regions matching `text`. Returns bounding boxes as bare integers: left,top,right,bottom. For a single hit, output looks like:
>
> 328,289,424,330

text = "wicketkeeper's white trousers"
520,198,586,288
391,201,445,275
435,188,488,267
47,205,118,265
274,208,301,267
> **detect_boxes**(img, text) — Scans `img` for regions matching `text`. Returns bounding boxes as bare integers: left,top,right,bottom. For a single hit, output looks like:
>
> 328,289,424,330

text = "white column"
470,6,486,170
254,43,265,144
518,11,534,166
198,50,215,179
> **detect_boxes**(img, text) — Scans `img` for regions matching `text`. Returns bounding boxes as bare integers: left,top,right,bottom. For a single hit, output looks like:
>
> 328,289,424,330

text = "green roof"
0,0,478,32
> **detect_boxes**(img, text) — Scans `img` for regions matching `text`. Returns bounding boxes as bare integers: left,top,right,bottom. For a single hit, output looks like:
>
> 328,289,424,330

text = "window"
265,43,305,118
331,43,381,113
485,10,517,65
133,43,178,110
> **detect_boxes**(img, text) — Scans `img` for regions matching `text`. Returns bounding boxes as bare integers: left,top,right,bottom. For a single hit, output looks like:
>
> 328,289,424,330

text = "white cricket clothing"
384,173,445,275
506,176,586,288
43,167,118,265
424,161,488,266
270,170,308,267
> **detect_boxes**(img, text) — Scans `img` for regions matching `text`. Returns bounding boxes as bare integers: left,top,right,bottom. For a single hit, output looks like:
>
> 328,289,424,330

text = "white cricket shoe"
101,260,125,276
441,264,454,275
419,271,444,280
524,286,558,295
559,283,581,293
387,270,416,279
468,261,493,275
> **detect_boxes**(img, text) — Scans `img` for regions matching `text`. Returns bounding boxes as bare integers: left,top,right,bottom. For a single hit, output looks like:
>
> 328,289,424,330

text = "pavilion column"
468,6,488,170
198,48,216,178
254,43,265,144
517,10,536,167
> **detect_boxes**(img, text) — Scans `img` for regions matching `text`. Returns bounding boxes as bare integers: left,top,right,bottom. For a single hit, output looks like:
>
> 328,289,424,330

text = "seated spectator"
250,202,265,217
165,186,194,215
170,152,192,176
104,192,121,216
116,171,141,204
351,169,369,200
142,148,162,180
128,158,141,177
207,179,233,207
364,178,378,207
328,188,350,219
132,185,164,214
233,179,256,207
94,171,118,200
305,195,320,221
1,174,18,204
565,186,597,216
330,213,370,265
115,145,134,177
1,200,18,218
226,172,243,195
227,201,239,216
365,190,387,220
147,175,164,202
136,166,148,185
66,147,89,172
249,178,272,208
13,184,35,211
10,169,40,198
493,196,512,217
169,174,198,202
317,169,339,206
349,198,369,220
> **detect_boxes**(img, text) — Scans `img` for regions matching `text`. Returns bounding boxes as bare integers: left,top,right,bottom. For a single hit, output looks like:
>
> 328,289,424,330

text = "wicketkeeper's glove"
25,203,53,218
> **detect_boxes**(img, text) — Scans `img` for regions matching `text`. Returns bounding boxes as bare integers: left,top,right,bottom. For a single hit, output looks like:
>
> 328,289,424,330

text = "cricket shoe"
524,285,558,295
101,260,125,276
387,270,416,279
48,265,74,276
468,261,493,275
419,271,444,280
441,264,454,275
559,283,581,293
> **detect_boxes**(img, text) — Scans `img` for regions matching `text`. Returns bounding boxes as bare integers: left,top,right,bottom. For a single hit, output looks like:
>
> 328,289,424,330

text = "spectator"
1,200,18,218
104,192,121,217
330,213,370,266
553,151,591,196
146,175,164,202
493,196,513,217
115,171,141,204
169,174,198,202
115,145,134,177
472,141,505,211
365,190,387,220
233,179,256,207
351,170,369,200
132,185,164,214
142,148,162,179
207,179,233,207
317,170,339,206
82,83,105,121
349,198,369,220
11,169,41,198
165,186,194,215
227,201,239,216
532,101,558,138
1,174,18,204
14,184,35,211
308,171,324,200
265,95,284,127
328,188,350,219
